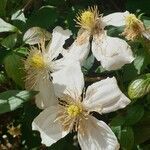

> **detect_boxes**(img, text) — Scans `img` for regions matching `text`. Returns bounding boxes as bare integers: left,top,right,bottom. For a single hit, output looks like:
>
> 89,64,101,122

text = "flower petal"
83,77,131,114
64,31,90,65
51,61,84,99
103,11,129,26
32,106,68,146
35,74,57,109
92,35,134,70
78,116,119,150
47,26,72,59
142,30,150,40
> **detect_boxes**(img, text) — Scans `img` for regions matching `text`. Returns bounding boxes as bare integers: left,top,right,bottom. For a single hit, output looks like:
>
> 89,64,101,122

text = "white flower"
121,13,150,41
65,6,134,70
32,75,131,149
25,26,72,109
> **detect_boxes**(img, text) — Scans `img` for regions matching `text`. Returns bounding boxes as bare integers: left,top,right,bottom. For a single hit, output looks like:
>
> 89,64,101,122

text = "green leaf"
142,16,150,28
11,9,26,23
120,127,134,150
0,71,7,84
23,27,51,45
0,49,11,64
27,6,58,28
4,53,25,87
1,33,17,49
124,104,144,125
82,54,95,71
0,0,7,17
128,73,150,99
110,115,126,126
126,0,149,14
0,90,38,114
0,18,19,33
134,125,150,144
133,48,148,74
111,126,122,140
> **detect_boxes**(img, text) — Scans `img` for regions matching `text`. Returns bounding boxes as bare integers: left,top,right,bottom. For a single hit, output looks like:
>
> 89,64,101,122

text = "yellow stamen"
29,53,45,69
122,14,145,40
80,11,95,29
67,104,82,117
125,14,139,27
75,6,103,35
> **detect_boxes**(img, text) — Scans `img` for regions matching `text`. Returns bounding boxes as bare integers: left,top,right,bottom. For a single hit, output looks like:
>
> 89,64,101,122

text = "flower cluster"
23,6,149,150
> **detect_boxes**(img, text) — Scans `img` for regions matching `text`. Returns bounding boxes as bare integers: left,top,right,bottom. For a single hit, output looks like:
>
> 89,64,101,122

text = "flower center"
125,14,139,27
67,104,82,117
80,11,95,28
29,53,45,69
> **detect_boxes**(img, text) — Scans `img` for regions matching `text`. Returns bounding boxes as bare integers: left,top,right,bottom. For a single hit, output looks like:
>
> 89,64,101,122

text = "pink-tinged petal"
78,116,119,150
83,77,131,114
32,106,68,146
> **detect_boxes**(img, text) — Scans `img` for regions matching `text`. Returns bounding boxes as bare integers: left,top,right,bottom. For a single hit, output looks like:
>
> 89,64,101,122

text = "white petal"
83,77,131,114
78,116,119,150
35,73,57,109
103,11,129,27
92,35,134,71
32,106,68,146
64,31,90,65
51,61,84,99
142,30,150,40
47,26,72,59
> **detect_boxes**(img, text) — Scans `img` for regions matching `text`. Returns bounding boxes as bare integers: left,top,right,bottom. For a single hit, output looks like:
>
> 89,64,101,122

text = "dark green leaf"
134,125,150,144
1,33,17,49
120,127,134,150
110,115,126,126
4,53,25,87
124,104,144,125
0,0,7,17
27,6,58,28
0,90,38,114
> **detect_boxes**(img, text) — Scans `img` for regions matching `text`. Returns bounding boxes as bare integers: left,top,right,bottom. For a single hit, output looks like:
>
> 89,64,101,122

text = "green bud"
128,73,150,99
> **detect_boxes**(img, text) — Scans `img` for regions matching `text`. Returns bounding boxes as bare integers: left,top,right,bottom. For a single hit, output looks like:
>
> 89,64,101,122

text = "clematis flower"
32,72,131,149
65,6,134,70
121,13,150,41
25,26,72,109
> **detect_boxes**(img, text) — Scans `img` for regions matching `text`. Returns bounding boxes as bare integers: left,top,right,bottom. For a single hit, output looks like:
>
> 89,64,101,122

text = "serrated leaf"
0,18,19,33
128,73,150,99
4,53,25,87
120,127,134,150
1,33,17,49
23,27,51,45
0,90,38,114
